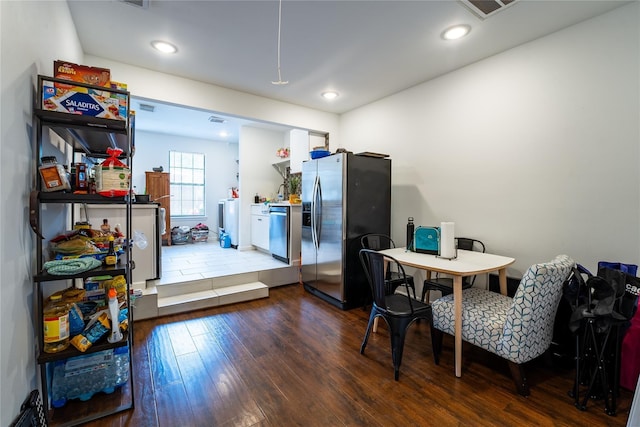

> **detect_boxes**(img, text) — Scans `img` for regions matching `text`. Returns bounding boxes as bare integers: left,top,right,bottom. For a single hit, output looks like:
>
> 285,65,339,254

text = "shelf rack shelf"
36,331,129,365
38,192,127,204
34,255,128,283
32,74,135,426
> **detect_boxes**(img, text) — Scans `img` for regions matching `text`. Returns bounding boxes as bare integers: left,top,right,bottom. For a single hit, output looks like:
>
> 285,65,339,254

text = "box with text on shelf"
40,75,128,121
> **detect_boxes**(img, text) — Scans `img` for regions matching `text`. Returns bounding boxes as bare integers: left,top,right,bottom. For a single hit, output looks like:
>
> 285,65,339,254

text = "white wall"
0,1,84,424
341,3,640,278
132,130,238,230
238,126,290,249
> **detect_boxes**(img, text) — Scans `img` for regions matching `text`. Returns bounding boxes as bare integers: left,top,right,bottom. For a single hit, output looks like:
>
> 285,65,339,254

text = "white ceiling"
67,0,629,140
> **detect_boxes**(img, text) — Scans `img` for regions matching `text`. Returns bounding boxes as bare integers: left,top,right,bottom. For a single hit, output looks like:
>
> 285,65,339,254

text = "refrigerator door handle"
311,174,319,250
316,175,322,249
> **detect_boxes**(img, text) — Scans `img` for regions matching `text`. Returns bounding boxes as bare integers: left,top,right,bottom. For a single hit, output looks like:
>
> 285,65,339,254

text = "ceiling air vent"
459,0,518,19
120,0,149,9
208,116,227,124
139,103,155,112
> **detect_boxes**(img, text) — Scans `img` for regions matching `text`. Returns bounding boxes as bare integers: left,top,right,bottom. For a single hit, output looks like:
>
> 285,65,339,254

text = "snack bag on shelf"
70,312,111,352
49,235,99,257
68,303,85,337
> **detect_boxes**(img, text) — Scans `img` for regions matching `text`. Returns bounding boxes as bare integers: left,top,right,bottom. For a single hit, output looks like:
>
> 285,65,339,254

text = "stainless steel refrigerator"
301,153,391,309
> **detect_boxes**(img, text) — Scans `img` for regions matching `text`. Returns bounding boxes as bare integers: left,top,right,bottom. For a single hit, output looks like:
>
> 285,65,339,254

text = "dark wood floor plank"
165,317,198,356
114,318,158,427
175,351,225,426
152,381,195,427
184,316,211,337
148,323,184,388
250,352,345,426
73,283,633,427
251,302,387,425
191,332,267,426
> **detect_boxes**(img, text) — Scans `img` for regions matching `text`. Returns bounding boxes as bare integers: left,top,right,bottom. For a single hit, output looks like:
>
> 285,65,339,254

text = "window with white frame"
169,150,205,216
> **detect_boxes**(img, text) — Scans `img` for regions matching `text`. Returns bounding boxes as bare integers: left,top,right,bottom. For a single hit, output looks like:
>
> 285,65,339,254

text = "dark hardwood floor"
71,284,632,427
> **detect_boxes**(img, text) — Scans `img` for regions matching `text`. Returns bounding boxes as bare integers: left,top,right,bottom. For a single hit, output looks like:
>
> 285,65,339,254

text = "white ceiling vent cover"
459,0,518,19
120,0,149,9
208,116,227,124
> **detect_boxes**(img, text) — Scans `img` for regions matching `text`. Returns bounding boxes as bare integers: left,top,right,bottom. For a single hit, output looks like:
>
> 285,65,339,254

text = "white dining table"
378,247,515,378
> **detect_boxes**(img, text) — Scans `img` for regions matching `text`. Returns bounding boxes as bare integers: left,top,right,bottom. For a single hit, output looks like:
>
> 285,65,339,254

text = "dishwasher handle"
269,207,288,215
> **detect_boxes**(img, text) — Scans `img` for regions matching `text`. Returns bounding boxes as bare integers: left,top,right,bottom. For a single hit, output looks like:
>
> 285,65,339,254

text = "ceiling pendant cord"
271,0,288,85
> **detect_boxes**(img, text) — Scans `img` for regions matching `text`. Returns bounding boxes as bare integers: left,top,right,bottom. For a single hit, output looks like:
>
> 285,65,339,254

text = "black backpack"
551,264,590,363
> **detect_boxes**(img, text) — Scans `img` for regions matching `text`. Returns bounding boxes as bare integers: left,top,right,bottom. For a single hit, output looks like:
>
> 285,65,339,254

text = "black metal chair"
421,237,485,303
361,234,416,299
358,248,432,380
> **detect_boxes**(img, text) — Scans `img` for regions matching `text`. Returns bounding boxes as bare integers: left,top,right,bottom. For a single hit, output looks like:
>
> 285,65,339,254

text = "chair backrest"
361,234,400,279
500,254,575,361
361,233,396,251
359,248,415,312
456,238,485,286
456,237,485,253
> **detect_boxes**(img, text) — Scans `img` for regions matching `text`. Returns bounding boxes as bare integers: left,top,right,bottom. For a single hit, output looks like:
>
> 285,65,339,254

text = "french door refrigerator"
301,152,391,309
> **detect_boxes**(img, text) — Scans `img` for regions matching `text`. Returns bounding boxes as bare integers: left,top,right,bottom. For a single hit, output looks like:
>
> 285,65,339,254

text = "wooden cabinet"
145,171,171,245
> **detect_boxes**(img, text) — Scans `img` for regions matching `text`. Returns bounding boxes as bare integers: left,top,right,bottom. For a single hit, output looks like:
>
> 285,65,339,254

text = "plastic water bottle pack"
50,345,129,408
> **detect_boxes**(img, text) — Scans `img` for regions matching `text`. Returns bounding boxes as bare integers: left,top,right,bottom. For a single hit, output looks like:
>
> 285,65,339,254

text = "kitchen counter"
252,202,301,207
268,202,301,206
251,203,270,215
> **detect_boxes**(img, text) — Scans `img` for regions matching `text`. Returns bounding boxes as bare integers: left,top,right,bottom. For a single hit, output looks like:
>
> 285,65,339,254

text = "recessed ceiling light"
322,91,339,100
442,25,471,41
151,40,178,54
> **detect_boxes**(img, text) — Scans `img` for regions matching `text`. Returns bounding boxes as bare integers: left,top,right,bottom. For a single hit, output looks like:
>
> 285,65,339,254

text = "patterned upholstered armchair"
430,254,575,396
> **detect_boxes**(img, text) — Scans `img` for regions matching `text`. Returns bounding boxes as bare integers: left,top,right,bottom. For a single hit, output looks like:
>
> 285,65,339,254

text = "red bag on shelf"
96,148,130,197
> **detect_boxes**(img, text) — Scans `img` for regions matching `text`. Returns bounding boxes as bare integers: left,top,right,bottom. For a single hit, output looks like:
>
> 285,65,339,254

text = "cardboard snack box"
54,60,111,90
41,77,128,121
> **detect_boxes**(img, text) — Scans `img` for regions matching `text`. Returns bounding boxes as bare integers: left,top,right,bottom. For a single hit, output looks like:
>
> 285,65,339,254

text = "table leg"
453,275,463,378
499,268,507,296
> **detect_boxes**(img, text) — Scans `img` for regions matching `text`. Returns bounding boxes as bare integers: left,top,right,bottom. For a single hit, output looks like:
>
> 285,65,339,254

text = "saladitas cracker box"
41,76,128,121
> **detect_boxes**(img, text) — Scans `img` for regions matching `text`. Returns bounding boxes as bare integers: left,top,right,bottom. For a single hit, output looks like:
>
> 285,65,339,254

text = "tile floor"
158,239,286,285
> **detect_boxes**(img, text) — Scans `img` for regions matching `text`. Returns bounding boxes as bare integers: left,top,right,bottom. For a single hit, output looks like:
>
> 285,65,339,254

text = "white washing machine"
218,198,239,248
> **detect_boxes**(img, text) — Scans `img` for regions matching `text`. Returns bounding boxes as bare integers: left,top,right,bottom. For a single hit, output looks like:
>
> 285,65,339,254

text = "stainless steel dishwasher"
269,205,289,263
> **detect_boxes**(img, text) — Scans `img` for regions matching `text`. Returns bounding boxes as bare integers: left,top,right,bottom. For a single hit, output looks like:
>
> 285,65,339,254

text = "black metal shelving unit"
32,75,135,426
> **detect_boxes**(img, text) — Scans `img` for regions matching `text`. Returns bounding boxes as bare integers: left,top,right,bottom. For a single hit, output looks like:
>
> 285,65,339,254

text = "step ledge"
158,282,268,308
